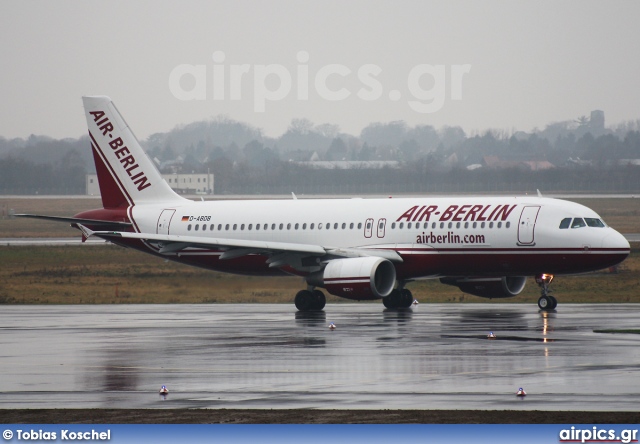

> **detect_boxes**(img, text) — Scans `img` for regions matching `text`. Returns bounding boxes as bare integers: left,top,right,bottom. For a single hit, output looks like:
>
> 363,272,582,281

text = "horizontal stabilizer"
15,214,132,229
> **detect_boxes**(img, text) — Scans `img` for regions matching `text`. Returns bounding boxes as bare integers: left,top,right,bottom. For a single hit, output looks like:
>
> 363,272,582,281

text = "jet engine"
440,276,527,299
307,257,396,300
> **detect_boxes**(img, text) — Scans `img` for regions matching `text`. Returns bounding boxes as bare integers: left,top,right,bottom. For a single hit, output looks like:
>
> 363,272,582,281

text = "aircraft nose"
601,229,631,251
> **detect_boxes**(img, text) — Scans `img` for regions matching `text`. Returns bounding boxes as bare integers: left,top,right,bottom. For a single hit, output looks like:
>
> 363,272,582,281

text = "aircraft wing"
78,225,402,266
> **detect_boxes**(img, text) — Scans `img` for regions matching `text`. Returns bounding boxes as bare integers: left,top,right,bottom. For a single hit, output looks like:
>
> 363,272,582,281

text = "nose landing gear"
535,274,557,310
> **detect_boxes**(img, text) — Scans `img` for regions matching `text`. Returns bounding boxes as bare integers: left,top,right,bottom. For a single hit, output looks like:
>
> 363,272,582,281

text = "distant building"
293,160,400,169
86,173,214,196
481,156,555,171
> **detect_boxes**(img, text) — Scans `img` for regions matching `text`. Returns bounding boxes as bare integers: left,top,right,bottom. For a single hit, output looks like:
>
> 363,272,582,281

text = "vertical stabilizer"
82,96,185,208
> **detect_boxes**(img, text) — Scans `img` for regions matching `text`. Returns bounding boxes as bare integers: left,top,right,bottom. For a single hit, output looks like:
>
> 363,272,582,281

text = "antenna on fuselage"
291,192,298,200
537,189,543,198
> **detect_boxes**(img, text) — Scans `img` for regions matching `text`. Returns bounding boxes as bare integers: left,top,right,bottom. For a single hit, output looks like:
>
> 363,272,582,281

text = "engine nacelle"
307,257,396,300
440,276,527,299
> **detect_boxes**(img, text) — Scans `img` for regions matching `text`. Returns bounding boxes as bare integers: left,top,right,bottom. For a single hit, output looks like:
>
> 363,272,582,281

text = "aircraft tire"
382,289,401,309
295,290,315,312
549,296,558,310
538,295,552,310
312,290,326,311
400,289,413,308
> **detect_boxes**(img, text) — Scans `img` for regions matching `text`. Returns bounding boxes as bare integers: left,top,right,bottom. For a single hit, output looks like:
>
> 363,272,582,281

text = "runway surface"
1,304,639,411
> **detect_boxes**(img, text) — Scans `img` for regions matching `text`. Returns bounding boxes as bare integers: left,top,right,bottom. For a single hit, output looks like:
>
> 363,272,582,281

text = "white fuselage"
128,195,629,279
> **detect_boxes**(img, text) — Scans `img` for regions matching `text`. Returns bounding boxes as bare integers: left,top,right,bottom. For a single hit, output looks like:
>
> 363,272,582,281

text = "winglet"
76,224,95,242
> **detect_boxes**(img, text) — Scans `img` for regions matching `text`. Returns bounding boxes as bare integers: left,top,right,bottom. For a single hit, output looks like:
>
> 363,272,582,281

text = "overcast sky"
1,0,639,140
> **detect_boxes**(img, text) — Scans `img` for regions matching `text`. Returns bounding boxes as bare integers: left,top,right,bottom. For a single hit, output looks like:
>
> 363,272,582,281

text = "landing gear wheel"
383,289,401,309
538,295,552,310
295,290,314,312
312,290,326,311
399,289,413,309
535,274,557,311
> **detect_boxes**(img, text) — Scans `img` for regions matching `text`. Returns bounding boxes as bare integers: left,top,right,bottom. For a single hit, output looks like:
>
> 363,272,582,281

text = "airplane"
17,96,631,312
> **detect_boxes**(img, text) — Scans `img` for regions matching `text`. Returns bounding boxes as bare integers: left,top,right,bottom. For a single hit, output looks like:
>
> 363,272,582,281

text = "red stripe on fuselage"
121,242,629,280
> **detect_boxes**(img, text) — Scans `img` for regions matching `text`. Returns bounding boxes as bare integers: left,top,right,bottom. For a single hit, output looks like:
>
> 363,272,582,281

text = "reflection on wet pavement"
0,303,639,411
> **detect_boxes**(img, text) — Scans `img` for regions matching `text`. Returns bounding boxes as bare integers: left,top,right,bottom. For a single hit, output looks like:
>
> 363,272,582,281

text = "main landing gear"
295,287,326,312
535,273,557,310
382,285,414,309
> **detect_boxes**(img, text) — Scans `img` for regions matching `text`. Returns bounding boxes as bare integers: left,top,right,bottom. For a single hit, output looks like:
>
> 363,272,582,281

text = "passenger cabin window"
559,218,571,229
571,218,587,228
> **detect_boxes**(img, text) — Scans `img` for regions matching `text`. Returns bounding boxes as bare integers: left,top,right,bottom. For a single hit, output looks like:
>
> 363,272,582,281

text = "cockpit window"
571,218,587,228
559,218,571,229
585,218,605,228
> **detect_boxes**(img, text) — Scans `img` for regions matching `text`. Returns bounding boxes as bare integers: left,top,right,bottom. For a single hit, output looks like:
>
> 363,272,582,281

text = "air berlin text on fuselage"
396,204,517,222
89,110,151,191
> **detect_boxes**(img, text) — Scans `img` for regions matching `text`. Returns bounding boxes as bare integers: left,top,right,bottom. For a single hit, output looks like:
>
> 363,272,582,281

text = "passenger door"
517,206,540,245
157,209,176,235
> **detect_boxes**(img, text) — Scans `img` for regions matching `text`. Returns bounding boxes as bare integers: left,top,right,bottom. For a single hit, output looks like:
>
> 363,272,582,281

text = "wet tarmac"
1,303,639,411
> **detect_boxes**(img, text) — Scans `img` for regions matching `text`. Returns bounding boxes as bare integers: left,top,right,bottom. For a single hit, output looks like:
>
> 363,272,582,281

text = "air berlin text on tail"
89,110,151,192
